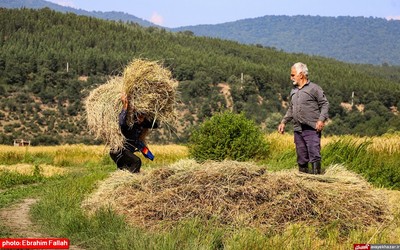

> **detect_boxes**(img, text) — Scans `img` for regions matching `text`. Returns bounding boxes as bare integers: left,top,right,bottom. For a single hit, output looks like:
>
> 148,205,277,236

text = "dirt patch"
217,83,233,110
0,199,42,238
340,102,353,111
0,198,83,250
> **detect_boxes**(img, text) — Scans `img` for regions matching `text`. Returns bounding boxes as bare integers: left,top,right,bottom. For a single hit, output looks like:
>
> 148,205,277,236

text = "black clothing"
109,148,141,173
118,109,158,152
110,109,158,173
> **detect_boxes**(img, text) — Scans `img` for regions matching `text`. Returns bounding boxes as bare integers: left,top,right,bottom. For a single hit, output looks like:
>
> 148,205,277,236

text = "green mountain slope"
0,0,156,27
4,1,400,66
0,8,399,145
173,15,400,66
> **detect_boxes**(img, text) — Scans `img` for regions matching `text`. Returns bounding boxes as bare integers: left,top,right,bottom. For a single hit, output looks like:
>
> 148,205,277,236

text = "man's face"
291,67,303,86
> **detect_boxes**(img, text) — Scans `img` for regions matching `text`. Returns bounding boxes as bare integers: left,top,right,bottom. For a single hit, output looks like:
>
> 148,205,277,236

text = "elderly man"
278,62,329,174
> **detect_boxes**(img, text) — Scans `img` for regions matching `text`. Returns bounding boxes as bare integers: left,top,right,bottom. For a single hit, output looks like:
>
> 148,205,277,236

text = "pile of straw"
82,161,390,233
84,59,178,151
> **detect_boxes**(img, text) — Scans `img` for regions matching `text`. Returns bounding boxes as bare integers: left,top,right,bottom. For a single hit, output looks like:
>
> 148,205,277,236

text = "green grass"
323,138,400,189
0,170,43,189
0,141,400,249
261,148,297,171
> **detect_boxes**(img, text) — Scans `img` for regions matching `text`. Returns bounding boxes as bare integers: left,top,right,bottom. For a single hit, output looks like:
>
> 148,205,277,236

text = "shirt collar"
298,80,310,89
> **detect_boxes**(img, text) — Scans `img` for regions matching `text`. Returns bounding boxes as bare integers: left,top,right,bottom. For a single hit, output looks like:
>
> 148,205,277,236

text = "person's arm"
278,122,286,134
139,128,149,143
278,93,294,134
316,87,329,132
119,93,129,127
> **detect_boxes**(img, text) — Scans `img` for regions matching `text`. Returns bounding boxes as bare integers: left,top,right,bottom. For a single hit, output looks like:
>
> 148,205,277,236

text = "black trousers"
294,125,321,165
109,148,141,173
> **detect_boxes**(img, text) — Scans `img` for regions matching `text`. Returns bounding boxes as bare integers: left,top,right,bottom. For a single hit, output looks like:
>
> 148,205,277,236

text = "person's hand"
278,123,285,134
121,93,129,110
316,120,325,132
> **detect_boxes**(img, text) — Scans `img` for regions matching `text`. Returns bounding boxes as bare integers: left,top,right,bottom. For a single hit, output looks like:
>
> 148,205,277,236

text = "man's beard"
292,81,298,86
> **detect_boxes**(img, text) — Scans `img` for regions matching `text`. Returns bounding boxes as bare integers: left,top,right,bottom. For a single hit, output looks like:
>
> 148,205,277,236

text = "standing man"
278,62,329,174
110,94,158,173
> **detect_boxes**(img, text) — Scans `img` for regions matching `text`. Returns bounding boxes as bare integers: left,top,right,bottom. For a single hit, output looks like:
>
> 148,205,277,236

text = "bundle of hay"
84,59,178,151
85,77,124,151
82,162,390,233
123,59,177,124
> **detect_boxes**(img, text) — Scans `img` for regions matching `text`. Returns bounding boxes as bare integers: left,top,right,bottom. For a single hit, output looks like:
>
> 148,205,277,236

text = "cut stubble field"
0,133,400,249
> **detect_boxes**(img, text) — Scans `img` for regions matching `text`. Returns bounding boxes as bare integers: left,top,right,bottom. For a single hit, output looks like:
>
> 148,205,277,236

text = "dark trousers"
294,125,321,165
109,148,141,173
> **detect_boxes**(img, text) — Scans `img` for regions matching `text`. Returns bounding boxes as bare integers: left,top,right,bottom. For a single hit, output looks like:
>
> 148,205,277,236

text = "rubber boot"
311,161,321,175
298,163,309,173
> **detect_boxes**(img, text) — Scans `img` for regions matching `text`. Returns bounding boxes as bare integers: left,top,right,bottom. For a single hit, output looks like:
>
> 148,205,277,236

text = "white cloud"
150,12,164,25
386,15,400,20
48,0,75,7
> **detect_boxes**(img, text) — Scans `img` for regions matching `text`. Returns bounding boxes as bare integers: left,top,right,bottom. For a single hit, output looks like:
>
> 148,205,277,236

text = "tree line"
0,8,399,145
172,15,400,66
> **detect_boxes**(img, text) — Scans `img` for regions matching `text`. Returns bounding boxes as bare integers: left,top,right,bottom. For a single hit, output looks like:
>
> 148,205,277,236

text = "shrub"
188,111,269,162
31,135,60,146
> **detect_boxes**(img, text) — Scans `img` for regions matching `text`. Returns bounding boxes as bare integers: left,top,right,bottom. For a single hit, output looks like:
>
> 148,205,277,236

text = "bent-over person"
110,94,158,173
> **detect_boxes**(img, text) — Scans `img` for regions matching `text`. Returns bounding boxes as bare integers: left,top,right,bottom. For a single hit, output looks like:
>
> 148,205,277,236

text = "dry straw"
82,161,390,233
84,59,178,151
85,77,124,151
123,59,178,127
0,164,67,177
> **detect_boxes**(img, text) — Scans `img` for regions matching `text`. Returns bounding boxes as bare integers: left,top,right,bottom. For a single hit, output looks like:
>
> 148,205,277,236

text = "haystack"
82,162,390,233
84,59,178,151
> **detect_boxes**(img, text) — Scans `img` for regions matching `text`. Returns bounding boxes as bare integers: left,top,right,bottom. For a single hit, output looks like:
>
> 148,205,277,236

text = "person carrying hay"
85,59,177,171
109,93,159,173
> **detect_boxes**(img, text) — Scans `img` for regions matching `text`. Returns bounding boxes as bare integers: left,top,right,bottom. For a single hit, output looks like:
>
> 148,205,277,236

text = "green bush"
188,111,269,162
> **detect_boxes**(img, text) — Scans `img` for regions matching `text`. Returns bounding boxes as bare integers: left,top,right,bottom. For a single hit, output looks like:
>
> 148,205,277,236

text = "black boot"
298,163,309,173
311,162,321,175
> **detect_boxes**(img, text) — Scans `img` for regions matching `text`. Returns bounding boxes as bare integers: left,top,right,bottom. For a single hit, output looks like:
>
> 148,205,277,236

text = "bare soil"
0,198,84,250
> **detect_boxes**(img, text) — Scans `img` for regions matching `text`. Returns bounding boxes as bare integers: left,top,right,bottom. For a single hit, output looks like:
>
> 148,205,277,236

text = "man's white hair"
292,62,309,77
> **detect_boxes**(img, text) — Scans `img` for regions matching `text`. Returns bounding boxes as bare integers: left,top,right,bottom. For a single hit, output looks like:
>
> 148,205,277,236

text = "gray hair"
292,62,309,77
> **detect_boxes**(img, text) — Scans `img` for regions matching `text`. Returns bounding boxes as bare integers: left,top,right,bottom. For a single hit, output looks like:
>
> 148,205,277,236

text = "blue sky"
47,0,400,28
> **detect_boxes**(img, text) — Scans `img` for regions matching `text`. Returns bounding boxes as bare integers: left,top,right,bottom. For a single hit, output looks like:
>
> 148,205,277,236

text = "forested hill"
4,1,400,66
173,15,400,66
0,0,156,27
0,8,399,145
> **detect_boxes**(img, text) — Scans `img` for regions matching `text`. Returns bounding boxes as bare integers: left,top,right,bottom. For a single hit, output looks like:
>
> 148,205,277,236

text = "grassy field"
0,133,399,249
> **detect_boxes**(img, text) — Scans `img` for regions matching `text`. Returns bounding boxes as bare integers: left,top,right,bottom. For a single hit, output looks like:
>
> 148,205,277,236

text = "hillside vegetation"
0,0,156,27
173,15,400,66
0,8,399,145
2,1,400,65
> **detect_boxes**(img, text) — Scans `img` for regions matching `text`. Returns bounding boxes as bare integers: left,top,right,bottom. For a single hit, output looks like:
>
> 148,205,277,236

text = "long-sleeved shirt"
281,81,329,132
119,109,158,152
